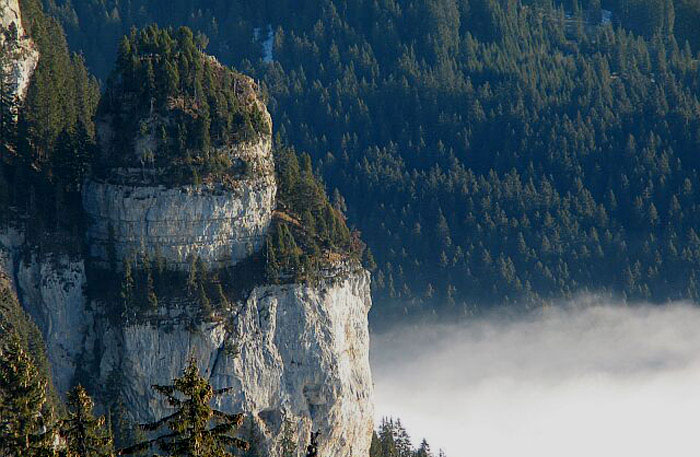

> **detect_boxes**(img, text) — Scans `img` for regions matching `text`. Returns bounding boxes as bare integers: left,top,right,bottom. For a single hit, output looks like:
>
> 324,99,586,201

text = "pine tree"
0,46,17,158
393,419,413,457
415,439,433,457
119,358,248,457
59,385,113,457
378,419,398,457
369,431,383,457
0,333,54,457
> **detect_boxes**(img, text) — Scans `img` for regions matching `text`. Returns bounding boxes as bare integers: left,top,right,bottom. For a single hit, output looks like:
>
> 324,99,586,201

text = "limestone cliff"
97,270,373,457
0,0,38,103
0,243,373,457
1,17,373,456
84,89,276,270
83,144,276,270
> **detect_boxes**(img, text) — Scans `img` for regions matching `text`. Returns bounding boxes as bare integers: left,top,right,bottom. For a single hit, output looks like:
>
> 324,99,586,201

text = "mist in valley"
371,300,700,457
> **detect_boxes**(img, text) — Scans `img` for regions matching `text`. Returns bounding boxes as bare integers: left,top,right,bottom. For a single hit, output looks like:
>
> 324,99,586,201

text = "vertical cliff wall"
97,270,373,457
1,242,374,457
1,14,374,455
83,135,277,271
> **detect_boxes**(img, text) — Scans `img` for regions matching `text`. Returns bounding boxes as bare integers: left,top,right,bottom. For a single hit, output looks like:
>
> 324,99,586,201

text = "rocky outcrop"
84,80,277,271
0,228,88,395
97,270,373,457
85,54,277,271
0,0,38,103
16,254,89,395
1,21,374,454
1,233,374,457
83,160,276,271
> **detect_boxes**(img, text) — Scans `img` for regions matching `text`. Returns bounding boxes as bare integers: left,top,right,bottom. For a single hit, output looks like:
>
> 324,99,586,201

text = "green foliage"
0,277,58,408
249,0,700,317
96,24,269,184
59,385,114,457
120,358,249,457
37,0,700,318
1,0,99,246
18,0,99,159
370,418,444,457
0,332,55,457
264,146,362,283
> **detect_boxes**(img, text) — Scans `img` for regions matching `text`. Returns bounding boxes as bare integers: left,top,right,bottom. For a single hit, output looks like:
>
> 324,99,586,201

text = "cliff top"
95,25,271,185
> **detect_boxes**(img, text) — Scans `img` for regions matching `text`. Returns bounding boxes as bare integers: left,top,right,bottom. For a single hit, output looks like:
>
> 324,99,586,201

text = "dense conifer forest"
35,0,700,319
96,24,269,183
1,0,99,248
5,0,699,453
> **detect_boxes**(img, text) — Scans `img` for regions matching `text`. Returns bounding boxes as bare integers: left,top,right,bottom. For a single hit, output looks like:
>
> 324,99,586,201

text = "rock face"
0,0,39,103
16,254,89,395
2,14,374,454
83,135,276,271
1,232,374,457
97,270,374,457
8,199,372,456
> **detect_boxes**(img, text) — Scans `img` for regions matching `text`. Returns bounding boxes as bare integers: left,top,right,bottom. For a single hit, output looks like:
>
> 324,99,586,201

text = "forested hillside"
39,0,700,319
1,0,99,248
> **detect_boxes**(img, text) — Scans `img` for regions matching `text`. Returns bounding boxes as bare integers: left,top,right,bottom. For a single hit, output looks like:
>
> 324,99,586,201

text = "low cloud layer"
371,301,700,457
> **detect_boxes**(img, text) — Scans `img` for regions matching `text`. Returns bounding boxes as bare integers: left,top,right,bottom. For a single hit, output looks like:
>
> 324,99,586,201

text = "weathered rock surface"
1,12,374,453
85,64,276,271
83,134,276,270
0,0,38,103
1,233,374,457
97,270,373,457
16,254,89,395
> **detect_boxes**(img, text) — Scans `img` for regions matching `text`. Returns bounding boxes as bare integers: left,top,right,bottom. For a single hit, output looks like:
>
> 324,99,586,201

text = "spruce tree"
59,385,113,457
0,46,16,158
0,333,54,457
415,439,433,457
119,358,248,457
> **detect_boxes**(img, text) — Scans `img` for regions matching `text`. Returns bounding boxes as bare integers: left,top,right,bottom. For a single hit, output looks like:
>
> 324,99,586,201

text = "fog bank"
371,302,700,457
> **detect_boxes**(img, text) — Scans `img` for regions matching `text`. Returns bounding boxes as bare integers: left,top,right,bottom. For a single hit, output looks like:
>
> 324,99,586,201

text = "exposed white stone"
84,129,276,271
83,150,276,272
3,233,374,457
15,253,89,395
99,270,373,457
0,0,38,104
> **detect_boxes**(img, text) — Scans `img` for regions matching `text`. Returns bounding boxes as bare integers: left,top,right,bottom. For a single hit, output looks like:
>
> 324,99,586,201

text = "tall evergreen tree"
59,385,114,457
120,358,248,457
0,333,54,457
0,46,16,159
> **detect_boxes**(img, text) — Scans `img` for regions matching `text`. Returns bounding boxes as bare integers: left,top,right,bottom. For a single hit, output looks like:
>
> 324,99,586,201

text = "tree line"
35,0,700,321
370,418,446,457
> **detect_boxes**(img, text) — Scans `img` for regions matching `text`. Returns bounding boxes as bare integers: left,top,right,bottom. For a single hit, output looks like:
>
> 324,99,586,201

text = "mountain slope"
42,0,700,320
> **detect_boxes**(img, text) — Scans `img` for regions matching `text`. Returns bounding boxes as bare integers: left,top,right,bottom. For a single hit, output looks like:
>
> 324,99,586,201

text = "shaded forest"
20,0,700,319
